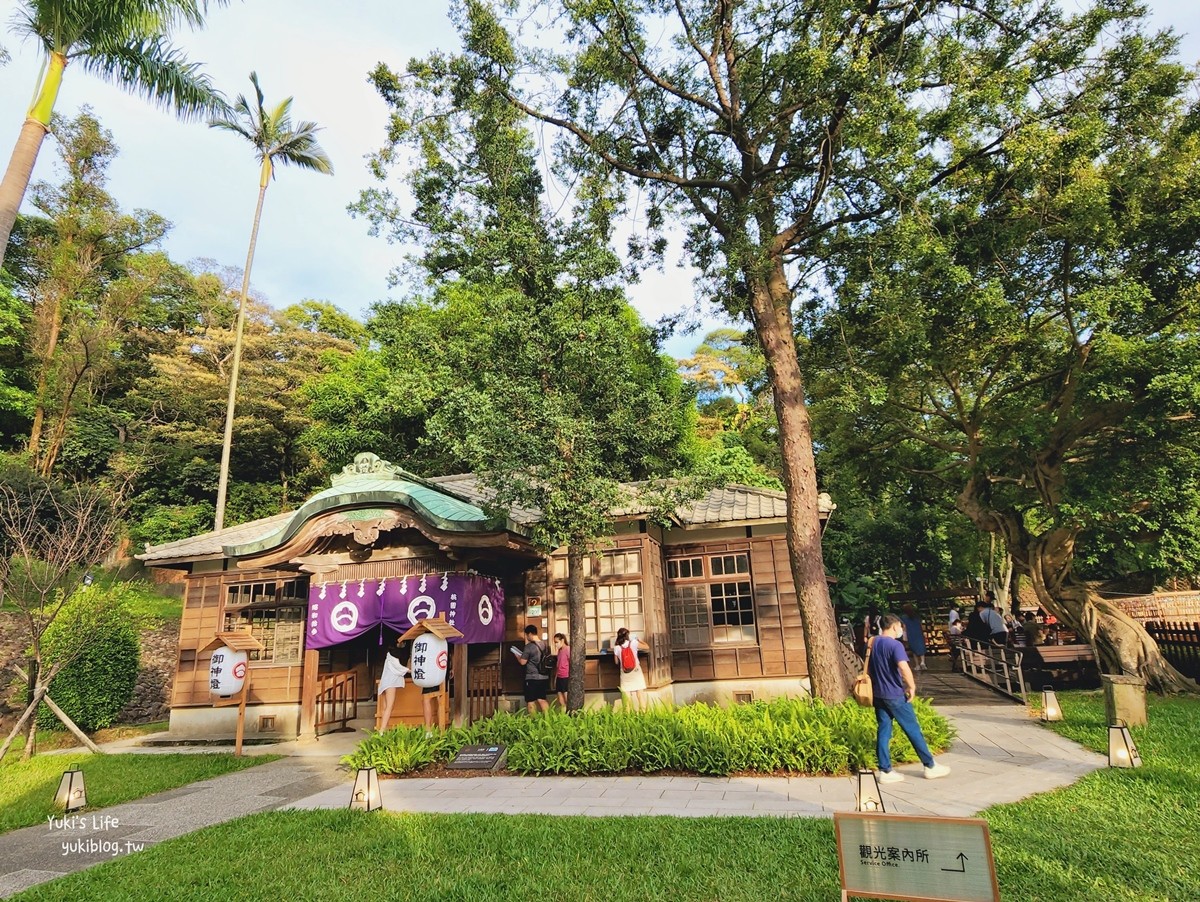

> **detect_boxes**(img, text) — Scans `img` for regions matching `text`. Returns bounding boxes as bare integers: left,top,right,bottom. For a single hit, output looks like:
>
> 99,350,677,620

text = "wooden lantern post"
396,615,463,731
201,630,264,757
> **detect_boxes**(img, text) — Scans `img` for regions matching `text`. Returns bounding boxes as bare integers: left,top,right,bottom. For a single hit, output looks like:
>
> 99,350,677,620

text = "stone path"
0,677,1106,899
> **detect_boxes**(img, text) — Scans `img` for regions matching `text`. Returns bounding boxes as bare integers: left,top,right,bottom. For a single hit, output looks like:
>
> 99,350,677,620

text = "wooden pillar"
452,643,468,726
299,647,320,739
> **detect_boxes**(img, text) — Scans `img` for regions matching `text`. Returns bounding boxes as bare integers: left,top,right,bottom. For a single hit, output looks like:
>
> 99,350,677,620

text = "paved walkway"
0,676,1106,899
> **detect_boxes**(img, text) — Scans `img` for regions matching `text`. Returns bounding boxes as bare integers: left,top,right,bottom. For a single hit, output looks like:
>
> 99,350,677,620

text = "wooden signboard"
834,812,1000,902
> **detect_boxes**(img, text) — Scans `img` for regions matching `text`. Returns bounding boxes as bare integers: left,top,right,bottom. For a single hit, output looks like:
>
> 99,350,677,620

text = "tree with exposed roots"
0,0,228,269
410,0,1154,701
808,20,1200,692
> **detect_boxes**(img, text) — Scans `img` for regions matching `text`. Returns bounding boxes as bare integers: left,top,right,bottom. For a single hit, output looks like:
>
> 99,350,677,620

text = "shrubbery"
343,697,954,776
36,584,142,732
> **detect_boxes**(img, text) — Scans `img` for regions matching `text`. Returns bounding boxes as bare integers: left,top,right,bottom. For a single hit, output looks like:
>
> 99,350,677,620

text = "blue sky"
1,0,1197,358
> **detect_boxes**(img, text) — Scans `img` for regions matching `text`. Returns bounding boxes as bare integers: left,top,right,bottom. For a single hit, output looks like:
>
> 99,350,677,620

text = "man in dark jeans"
515,624,551,715
869,614,951,784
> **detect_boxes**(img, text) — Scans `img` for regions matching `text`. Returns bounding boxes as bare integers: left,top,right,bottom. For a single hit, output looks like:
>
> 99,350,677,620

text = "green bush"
343,697,955,777
35,584,141,732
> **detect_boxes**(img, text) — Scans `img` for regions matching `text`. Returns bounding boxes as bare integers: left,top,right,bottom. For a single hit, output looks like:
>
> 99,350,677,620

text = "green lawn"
0,752,275,835
9,693,1200,902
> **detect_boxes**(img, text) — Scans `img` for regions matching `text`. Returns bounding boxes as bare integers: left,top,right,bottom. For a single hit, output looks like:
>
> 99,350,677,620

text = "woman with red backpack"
613,626,650,710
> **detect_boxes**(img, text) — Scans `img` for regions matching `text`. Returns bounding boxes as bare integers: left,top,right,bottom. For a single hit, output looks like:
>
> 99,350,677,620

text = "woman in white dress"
377,637,409,730
613,627,649,710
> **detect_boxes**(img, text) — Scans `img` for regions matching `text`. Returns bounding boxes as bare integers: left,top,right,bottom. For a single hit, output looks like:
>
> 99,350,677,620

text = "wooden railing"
1145,621,1200,679
467,662,502,723
315,670,358,734
960,642,1028,703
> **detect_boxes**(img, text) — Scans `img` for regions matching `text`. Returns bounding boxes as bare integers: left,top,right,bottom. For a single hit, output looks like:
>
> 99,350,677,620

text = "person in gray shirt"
514,624,550,714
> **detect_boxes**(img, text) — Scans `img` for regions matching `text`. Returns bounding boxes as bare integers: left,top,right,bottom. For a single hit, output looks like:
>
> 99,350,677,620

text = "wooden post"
452,643,468,726
234,670,252,757
299,647,320,740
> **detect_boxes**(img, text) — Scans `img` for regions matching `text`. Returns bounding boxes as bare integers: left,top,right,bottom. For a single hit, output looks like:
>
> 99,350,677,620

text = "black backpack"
537,641,556,678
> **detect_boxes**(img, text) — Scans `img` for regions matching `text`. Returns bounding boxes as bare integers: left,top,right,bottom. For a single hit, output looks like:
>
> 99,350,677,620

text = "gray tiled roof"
139,474,831,565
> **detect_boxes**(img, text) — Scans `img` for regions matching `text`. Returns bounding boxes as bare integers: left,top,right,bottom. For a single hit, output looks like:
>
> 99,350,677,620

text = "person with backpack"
612,626,649,710
514,623,551,714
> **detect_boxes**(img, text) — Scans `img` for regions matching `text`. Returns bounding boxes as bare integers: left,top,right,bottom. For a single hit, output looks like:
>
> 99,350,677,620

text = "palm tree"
210,72,332,531
0,0,228,268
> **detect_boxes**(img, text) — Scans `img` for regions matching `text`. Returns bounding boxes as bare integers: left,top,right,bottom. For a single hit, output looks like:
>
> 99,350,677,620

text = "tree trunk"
957,478,1196,694
26,286,66,463
747,266,847,703
1024,530,1197,694
0,51,66,269
215,176,270,531
0,119,50,269
566,544,586,712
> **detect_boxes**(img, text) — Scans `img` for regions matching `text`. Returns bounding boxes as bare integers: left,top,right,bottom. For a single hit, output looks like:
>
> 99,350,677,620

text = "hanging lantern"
411,633,449,688
209,645,249,697
856,769,885,813
1108,720,1142,768
1041,686,1062,722
54,764,87,812
349,767,383,811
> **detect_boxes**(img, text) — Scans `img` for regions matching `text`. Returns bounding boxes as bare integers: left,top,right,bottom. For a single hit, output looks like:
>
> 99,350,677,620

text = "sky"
1,0,1198,359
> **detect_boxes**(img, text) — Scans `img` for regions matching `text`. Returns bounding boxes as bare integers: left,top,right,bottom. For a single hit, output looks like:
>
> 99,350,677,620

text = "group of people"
516,624,651,713
949,594,1059,649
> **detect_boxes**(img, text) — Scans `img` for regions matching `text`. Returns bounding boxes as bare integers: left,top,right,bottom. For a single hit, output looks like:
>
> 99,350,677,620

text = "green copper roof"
224,464,513,559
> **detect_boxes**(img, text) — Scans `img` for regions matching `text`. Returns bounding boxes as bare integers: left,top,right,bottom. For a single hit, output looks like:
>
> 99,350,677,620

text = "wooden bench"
1024,644,1100,689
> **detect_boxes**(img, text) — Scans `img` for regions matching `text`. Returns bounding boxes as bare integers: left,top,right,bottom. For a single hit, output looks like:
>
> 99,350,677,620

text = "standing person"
552,632,570,709
981,601,1008,646
612,626,649,710
899,604,927,672
377,635,410,731
513,624,550,714
869,614,951,783
947,606,961,632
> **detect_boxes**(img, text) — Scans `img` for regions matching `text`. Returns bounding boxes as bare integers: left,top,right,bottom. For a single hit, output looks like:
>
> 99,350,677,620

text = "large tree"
353,58,695,710
13,111,172,478
809,22,1200,691
418,0,1141,701
0,0,227,268
209,73,332,531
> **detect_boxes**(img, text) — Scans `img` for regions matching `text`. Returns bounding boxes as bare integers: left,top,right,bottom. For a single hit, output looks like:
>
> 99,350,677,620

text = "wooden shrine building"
139,452,834,739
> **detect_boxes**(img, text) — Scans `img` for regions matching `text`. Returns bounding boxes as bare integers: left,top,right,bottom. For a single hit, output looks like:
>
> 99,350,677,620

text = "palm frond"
213,72,333,177
81,36,228,120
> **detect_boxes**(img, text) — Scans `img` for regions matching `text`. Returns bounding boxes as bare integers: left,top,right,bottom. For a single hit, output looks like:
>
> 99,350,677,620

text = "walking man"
870,614,951,783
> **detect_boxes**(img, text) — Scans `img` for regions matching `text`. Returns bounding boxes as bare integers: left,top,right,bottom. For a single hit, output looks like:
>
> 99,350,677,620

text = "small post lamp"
54,764,87,812
1041,686,1062,722
856,769,886,813
1108,720,1142,769
349,767,383,811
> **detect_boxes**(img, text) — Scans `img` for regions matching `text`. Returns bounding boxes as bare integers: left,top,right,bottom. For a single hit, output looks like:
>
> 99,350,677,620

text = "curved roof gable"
224,453,520,559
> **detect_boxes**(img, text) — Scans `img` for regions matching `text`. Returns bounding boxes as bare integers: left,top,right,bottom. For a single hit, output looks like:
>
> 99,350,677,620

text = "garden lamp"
349,766,383,811
1041,686,1062,722
1108,720,1142,768
856,769,885,813
54,764,87,812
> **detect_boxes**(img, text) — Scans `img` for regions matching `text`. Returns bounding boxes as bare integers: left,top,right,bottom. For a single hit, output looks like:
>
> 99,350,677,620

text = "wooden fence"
1144,621,1200,679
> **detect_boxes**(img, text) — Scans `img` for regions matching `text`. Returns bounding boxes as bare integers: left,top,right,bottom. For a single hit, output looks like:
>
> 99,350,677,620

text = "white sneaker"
924,763,951,780
877,770,905,784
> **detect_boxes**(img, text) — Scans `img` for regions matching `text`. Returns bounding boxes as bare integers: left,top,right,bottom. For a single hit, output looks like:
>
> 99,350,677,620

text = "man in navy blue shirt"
868,614,951,783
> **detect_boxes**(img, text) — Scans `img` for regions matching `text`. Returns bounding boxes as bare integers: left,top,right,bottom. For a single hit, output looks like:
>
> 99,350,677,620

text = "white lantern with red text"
410,633,449,688
209,645,249,697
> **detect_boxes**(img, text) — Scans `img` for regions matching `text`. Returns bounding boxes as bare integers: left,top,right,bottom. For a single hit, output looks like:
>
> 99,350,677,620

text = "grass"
3,721,169,755
0,751,276,835
9,693,1200,901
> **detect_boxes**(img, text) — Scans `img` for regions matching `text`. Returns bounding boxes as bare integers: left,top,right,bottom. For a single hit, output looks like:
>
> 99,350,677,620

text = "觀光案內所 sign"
834,812,999,902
